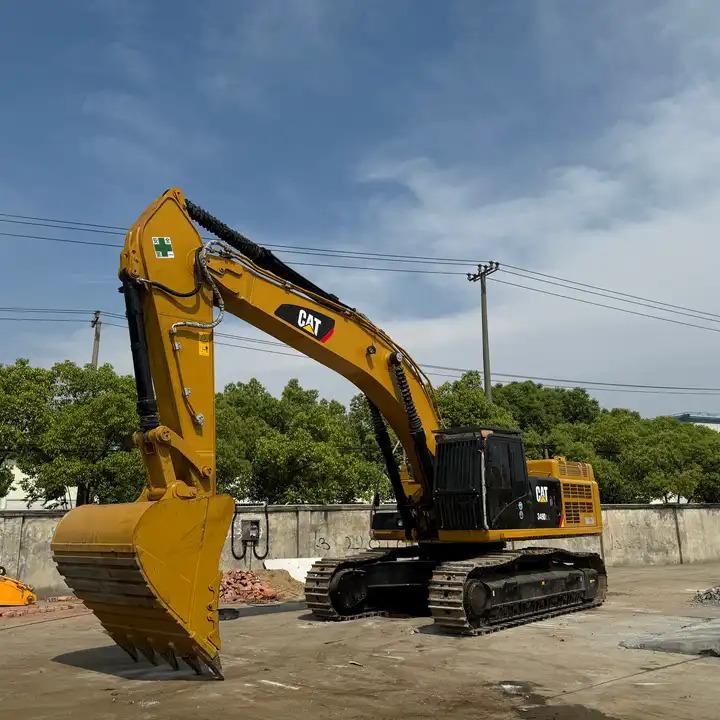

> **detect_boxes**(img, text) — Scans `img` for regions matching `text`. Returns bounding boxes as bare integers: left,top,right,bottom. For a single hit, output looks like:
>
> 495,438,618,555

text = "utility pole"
467,262,500,401
76,311,103,507
90,310,102,369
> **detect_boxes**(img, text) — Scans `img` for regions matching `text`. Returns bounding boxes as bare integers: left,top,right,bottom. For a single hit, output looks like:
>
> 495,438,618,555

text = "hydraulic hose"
121,275,160,431
185,198,347,308
368,400,414,538
389,353,435,497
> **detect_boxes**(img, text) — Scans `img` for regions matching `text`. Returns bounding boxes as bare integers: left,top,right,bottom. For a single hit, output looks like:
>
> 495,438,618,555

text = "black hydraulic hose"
252,503,270,560
230,505,248,560
389,353,435,497
367,400,414,538
121,275,160,431
229,503,270,560
142,247,203,298
185,198,348,308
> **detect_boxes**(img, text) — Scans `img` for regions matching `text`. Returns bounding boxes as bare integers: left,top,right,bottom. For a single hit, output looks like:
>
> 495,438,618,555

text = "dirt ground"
2,563,720,720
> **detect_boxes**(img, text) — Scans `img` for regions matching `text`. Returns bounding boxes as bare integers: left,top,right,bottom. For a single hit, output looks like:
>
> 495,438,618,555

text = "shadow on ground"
219,601,306,620
52,645,211,681
53,603,307,680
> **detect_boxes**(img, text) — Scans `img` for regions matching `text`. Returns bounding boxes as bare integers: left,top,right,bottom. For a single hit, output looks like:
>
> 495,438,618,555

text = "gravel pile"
219,569,278,604
691,586,720,606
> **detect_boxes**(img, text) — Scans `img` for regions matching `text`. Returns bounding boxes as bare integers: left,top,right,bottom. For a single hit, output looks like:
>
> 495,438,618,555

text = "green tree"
0,360,54,500
492,381,599,434
435,371,517,429
215,379,281,498
618,417,720,503
347,393,386,466
0,467,11,500
215,378,387,503
251,427,384,504
15,361,144,506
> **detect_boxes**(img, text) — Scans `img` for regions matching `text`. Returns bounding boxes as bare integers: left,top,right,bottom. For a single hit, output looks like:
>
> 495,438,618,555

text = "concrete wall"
0,510,70,597
3,504,720,598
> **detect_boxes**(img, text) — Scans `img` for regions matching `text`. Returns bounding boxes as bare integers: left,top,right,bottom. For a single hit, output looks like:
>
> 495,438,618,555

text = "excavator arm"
121,187,442,521
51,188,443,677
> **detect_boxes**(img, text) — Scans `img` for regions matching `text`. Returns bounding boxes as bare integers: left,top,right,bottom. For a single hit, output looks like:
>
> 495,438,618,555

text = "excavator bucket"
0,566,37,606
51,494,234,678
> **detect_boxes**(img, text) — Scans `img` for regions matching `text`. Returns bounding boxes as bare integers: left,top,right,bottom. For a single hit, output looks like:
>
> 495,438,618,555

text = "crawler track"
305,546,606,634
304,549,394,621
428,548,606,635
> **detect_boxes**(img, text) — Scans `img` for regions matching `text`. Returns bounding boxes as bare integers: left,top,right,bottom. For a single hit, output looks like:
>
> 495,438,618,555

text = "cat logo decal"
275,304,335,343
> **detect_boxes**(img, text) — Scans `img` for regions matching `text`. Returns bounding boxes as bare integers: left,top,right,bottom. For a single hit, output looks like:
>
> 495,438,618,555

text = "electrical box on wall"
240,519,260,543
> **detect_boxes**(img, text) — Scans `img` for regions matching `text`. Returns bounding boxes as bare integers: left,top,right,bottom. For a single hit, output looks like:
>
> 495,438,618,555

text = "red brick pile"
0,595,80,619
219,569,278,604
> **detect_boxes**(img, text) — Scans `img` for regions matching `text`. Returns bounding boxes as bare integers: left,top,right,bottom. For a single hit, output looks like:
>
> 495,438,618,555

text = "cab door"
484,433,531,529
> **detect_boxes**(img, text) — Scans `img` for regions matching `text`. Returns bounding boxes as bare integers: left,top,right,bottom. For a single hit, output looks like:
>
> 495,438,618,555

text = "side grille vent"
563,483,594,525
564,501,595,524
558,462,590,479
564,483,592,499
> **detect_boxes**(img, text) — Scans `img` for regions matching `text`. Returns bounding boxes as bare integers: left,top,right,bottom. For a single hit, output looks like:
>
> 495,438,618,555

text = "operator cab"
432,427,562,531
371,426,564,535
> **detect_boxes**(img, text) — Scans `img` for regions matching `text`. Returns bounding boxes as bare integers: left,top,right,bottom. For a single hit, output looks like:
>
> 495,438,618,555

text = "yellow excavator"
0,565,37,607
51,188,605,679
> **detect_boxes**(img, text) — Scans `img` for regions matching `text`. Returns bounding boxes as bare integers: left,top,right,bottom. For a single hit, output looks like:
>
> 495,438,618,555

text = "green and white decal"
152,236,174,259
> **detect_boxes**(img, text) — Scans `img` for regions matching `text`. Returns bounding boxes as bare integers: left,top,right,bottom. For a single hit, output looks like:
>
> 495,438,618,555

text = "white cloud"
10,0,720,421
346,28,720,416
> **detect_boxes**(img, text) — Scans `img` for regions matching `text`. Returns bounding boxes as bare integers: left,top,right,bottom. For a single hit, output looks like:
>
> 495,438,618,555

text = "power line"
422,363,720,391
0,212,126,231
4,211,720,320
499,268,720,324
0,230,121,248
0,230,467,275
0,218,482,267
489,277,720,334
4,213,720,328
5,306,720,393
215,340,306,358
502,262,720,321
268,259,466,275
0,218,126,236
7,226,720,324
0,306,124,319
5,216,720,342
422,370,720,396
214,335,720,394
210,341,720,396
3,312,718,396
0,317,96,323
0,213,482,263
216,331,291,348
4,209,720,315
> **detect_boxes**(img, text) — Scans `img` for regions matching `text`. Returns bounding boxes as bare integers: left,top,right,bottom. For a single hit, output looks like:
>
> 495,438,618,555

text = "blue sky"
3,1,720,415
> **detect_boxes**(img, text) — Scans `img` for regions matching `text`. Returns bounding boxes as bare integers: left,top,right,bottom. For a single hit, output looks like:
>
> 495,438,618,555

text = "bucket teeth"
205,653,224,680
51,494,235,680
139,645,159,666
118,642,139,663
160,645,180,671
182,654,203,675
